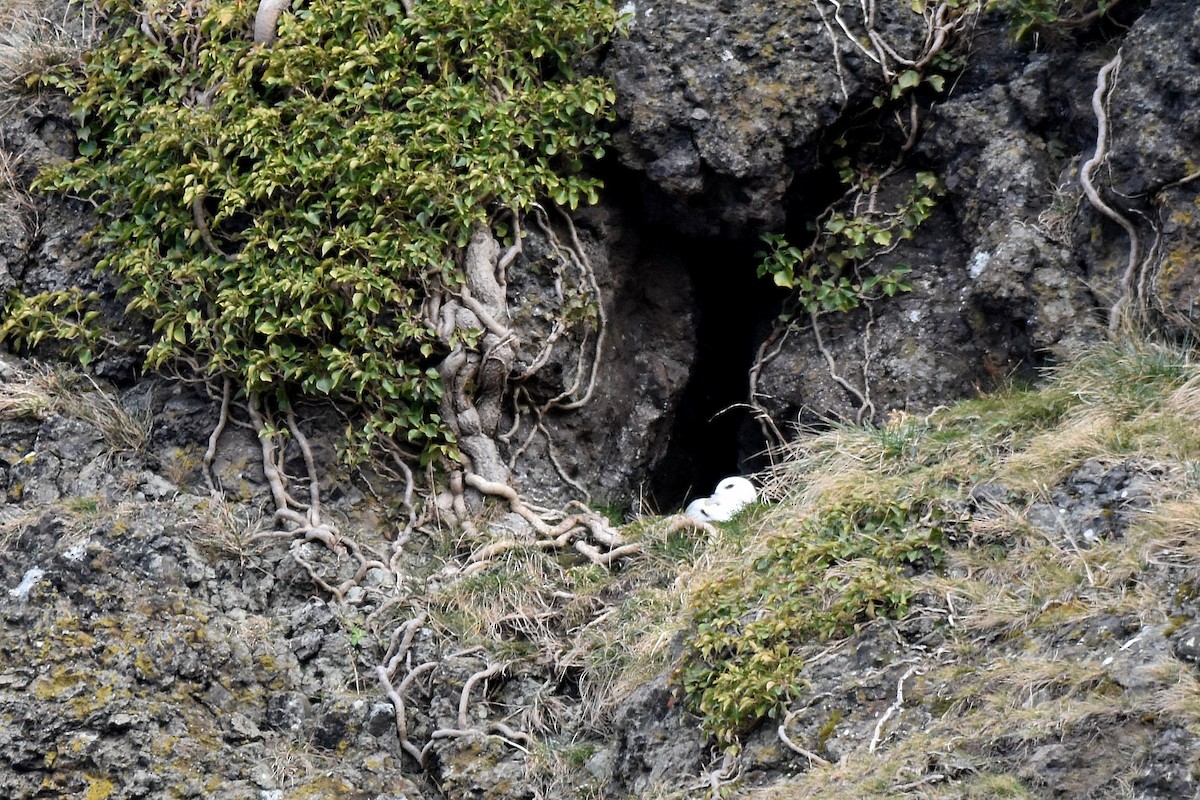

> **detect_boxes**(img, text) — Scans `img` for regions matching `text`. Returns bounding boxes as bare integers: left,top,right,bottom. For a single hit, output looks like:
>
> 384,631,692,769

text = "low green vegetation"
986,0,1121,39
411,339,1200,782
681,496,955,747
0,288,105,366
667,338,1200,782
755,170,940,316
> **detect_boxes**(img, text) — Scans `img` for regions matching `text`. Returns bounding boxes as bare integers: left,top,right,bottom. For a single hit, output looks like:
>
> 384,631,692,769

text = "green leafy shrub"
986,0,1115,40
679,495,955,749
0,288,105,366
34,0,616,461
756,171,941,316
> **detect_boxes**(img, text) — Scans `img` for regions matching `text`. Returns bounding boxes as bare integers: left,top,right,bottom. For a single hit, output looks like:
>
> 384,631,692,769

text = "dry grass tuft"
1000,406,1116,483
0,143,40,236
1136,496,1200,571
186,493,268,559
0,360,152,453
667,338,1200,795
0,504,41,554
0,0,97,101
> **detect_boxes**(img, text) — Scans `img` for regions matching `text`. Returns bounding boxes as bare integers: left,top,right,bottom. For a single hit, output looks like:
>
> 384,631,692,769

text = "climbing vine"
32,0,616,464
986,0,1126,40
18,7,642,763
756,170,941,316
749,0,969,430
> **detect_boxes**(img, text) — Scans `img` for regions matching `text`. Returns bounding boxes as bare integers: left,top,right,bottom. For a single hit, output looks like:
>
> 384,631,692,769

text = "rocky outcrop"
5,0,1200,797
606,0,1200,433
0,91,143,382
752,199,982,426
750,19,1108,426
0,363,431,799
500,204,698,506
1095,0,1200,332
920,31,1102,357
0,95,94,295
606,0,928,238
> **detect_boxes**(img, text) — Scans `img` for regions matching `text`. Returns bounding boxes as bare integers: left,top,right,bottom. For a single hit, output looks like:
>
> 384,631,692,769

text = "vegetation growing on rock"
987,0,1126,40
3,0,1200,796
29,0,616,462
6,336,1200,797
682,493,954,748
666,338,1200,793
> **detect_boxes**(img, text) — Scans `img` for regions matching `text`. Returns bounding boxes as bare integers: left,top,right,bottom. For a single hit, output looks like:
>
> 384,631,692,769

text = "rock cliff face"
5,0,1197,507
606,0,1199,450
604,0,937,238
606,0,1181,441
3,0,1200,797
1101,0,1200,331
499,203,699,507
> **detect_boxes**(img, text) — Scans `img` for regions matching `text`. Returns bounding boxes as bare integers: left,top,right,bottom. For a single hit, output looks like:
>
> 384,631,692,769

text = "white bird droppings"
9,567,45,602
968,251,991,279
62,543,88,562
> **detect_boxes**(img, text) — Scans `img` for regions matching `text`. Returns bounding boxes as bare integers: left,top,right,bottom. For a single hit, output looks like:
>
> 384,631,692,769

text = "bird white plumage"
684,476,757,522
712,476,756,509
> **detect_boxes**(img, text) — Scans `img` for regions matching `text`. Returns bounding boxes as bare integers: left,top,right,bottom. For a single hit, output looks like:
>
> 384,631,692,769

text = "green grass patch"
679,495,957,748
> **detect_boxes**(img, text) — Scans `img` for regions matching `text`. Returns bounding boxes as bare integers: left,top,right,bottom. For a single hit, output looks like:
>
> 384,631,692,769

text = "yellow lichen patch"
287,775,362,798
1168,208,1193,226
32,664,84,701
38,774,71,794
88,615,144,665
32,663,128,720
83,773,114,800
70,682,116,717
39,611,96,655
64,730,98,756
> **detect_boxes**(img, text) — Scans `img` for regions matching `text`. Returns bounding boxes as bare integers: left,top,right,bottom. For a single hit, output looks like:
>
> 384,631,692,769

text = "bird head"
685,497,718,522
711,476,756,514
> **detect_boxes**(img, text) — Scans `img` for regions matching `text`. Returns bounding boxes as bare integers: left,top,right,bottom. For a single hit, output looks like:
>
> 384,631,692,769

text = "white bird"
684,476,757,522
684,496,723,522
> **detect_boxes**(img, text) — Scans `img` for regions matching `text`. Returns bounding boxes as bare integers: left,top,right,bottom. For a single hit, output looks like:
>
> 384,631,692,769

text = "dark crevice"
597,138,905,511
592,159,853,512
646,236,784,512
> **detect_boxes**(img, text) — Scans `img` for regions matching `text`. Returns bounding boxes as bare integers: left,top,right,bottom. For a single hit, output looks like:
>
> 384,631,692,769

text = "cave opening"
636,164,853,512
594,159,850,514
645,234,785,513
